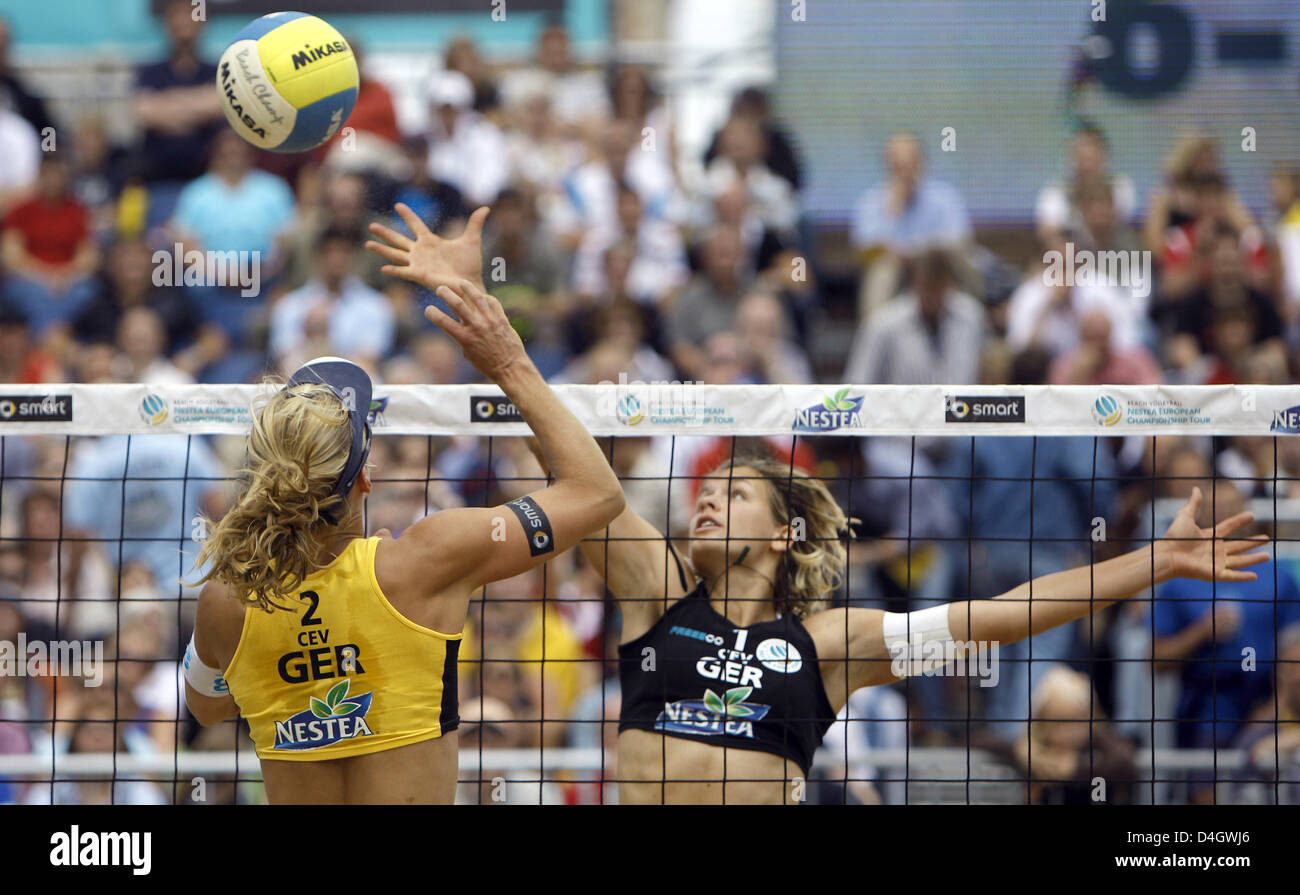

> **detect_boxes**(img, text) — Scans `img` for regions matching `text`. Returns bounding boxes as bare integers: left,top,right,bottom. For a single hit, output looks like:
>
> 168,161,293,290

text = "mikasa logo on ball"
292,41,349,70
755,638,802,673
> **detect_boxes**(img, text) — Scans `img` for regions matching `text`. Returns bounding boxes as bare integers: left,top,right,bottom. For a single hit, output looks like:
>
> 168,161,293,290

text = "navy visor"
285,356,374,523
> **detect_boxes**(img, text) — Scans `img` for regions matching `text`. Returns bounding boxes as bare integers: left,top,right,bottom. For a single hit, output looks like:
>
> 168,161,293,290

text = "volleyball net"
1,382,1298,804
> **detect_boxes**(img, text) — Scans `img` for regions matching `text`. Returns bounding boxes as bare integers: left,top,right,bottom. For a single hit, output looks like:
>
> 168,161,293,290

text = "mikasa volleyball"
216,11,358,153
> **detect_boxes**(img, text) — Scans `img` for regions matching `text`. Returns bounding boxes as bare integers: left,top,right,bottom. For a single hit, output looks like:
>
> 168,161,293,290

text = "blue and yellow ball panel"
216,11,358,153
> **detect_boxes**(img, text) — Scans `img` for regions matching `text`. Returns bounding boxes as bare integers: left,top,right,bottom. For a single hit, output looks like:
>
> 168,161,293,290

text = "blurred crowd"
1,3,1299,804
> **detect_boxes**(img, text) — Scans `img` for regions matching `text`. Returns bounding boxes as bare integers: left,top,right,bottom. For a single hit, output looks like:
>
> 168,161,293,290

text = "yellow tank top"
223,537,461,761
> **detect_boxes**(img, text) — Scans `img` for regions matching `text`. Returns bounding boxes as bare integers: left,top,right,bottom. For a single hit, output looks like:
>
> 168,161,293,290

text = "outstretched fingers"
367,221,413,250
434,283,476,324
462,206,490,241
394,202,435,241
364,239,408,267
1214,511,1257,539
423,301,464,336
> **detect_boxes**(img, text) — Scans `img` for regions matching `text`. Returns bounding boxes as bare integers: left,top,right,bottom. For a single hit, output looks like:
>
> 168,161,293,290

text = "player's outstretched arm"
371,266,624,595
823,487,1269,695
949,486,1268,644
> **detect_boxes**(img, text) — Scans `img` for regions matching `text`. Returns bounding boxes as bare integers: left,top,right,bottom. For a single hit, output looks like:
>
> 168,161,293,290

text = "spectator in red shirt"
306,41,404,175
1,154,100,336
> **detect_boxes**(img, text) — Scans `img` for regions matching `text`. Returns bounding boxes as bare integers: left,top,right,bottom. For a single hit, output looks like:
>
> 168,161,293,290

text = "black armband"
506,496,554,556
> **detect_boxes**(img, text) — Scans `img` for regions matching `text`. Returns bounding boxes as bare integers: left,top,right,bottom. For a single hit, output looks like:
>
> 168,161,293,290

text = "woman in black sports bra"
528,446,1268,804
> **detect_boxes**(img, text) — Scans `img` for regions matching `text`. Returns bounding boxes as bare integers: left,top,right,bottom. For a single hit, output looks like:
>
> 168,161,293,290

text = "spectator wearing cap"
425,70,508,207
270,227,395,370
1,154,100,337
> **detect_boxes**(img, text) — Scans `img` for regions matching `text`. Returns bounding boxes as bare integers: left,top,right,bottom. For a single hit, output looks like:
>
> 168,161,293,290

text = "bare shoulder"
195,579,246,668
802,607,884,661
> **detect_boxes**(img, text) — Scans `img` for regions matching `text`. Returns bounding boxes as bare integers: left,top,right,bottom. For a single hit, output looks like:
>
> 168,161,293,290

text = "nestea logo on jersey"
657,686,771,739
273,678,374,750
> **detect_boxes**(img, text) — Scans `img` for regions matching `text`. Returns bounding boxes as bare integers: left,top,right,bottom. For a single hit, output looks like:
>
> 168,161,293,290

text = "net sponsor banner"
1,384,1296,437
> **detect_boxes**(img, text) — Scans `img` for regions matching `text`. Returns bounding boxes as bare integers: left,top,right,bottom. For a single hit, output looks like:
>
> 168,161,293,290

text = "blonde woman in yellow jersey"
182,205,625,805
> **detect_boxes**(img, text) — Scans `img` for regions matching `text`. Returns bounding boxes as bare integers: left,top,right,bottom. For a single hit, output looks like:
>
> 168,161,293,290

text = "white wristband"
184,634,229,698
882,605,956,677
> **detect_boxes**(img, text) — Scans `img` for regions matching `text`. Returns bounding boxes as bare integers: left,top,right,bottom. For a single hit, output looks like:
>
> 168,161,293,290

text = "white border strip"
0,383,1295,437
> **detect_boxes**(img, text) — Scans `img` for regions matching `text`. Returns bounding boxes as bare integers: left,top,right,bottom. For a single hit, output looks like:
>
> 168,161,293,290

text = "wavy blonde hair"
712,459,854,619
192,383,358,612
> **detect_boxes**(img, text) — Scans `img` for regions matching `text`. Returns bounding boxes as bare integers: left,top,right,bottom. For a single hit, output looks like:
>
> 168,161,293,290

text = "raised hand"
1159,487,1270,583
365,203,489,293
422,279,526,381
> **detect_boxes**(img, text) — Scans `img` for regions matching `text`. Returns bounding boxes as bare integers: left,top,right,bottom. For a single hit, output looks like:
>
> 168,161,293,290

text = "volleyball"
216,11,358,153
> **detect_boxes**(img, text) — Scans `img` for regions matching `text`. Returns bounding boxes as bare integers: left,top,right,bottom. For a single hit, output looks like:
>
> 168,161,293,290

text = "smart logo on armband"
507,496,554,556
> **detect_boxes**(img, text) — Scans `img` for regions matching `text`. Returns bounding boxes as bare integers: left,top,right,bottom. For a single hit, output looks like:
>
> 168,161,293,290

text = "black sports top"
617,549,837,775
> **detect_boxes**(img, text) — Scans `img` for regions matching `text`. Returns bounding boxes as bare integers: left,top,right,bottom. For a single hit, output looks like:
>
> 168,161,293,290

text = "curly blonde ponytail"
193,383,358,612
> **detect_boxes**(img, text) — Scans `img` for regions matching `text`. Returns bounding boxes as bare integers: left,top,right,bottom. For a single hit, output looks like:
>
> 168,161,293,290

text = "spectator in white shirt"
270,227,395,369
554,118,678,249
0,106,39,211
499,23,610,133
1035,124,1137,247
572,184,687,306
1004,240,1142,359
425,70,508,207
702,115,799,238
